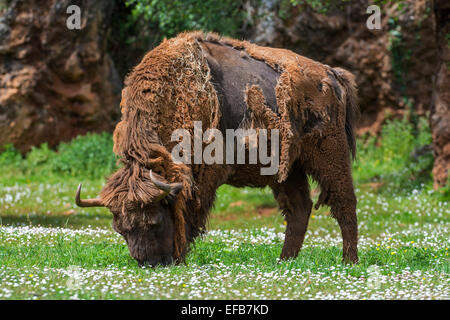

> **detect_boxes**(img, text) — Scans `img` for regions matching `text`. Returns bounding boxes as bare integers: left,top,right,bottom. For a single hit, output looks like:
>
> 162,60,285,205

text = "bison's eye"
148,213,162,226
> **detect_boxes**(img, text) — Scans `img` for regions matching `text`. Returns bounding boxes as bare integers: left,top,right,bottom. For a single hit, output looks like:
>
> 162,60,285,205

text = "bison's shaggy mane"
100,31,359,261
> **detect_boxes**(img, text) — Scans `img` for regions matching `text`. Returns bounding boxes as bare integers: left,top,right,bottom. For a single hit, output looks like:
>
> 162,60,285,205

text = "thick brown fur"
100,31,360,264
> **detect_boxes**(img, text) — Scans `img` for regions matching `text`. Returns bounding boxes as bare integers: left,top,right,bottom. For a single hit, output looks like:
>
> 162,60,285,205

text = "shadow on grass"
0,213,112,229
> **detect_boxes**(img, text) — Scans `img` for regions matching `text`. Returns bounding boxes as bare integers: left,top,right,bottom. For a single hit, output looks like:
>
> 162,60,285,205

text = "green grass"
0,116,449,299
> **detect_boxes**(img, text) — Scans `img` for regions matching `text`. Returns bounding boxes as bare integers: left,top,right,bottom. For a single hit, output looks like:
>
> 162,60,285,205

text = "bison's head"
75,170,183,267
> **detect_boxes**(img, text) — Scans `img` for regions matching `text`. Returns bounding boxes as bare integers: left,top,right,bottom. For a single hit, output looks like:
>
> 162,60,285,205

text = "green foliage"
0,0,7,12
0,133,118,181
24,143,55,171
278,0,294,20
290,0,352,14
353,116,433,192
373,0,408,10
0,144,22,167
125,0,246,40
50,133,118,179
438,177,450,202
387,18,412,91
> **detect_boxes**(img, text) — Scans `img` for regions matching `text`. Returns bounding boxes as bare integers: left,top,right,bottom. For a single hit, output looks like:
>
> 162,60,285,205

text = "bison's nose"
138,256,173,268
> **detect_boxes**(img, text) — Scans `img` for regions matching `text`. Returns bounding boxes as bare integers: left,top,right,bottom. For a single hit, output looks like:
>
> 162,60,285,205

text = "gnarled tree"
430,0,450,188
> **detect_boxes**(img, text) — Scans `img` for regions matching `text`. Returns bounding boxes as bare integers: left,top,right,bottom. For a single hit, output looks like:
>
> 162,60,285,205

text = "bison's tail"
333,67,359,160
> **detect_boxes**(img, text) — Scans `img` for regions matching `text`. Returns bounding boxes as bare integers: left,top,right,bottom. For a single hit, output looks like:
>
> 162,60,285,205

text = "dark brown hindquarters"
306,68,359,263
270,67,359,263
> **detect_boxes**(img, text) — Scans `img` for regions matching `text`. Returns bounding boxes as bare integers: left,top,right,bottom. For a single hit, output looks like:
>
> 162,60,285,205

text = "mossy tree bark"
430,0,450,188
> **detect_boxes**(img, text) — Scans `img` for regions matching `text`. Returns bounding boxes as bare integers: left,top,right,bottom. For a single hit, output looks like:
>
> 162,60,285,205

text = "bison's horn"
75,184,104,207
149,170,183,199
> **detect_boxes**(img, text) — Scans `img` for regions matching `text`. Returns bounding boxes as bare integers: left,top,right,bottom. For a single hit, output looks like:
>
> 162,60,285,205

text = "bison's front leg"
273,166,312,260
333,196,358,263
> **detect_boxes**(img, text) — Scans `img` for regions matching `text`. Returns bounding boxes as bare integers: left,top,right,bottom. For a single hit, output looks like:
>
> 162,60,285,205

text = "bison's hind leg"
307,134,359,264
272,164,312,260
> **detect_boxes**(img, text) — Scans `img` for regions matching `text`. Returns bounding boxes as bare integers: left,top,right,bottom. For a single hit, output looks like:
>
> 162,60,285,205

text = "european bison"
76,31,359,266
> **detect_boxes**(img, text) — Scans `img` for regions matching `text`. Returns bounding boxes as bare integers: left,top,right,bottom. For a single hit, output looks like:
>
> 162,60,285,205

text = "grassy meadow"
0,116,448,299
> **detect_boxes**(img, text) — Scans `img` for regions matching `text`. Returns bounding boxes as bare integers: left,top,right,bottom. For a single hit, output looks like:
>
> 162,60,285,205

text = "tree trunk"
430,0,450,188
